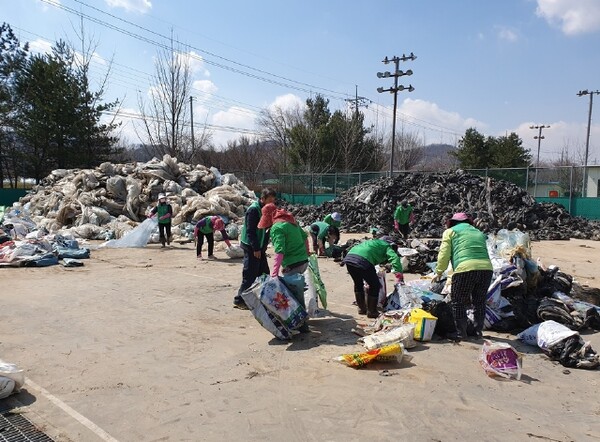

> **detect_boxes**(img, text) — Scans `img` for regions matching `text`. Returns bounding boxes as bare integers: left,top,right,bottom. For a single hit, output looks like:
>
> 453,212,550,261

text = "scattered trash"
62,258,84,267
408,308,438,341
359,323,416,350
335,343,409,368
479,340,522,380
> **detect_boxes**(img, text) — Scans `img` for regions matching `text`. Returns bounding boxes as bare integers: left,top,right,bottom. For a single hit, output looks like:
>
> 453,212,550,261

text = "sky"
2,0,600,163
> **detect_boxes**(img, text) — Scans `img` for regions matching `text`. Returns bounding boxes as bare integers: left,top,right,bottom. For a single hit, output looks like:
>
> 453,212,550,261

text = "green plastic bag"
308,254,327,309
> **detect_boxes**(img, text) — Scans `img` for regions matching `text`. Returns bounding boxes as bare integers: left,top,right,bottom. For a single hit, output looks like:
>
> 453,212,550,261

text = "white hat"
332,212,342,222
158,193,166,200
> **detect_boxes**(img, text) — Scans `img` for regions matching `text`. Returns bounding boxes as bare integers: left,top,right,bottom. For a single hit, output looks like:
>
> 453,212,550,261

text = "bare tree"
389,129,424,170
546,140,586,196
257,104,302,172
138,34,211,162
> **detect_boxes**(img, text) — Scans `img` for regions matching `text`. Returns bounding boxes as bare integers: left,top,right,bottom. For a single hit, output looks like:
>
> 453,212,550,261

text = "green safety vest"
157,203,171,225
240,201,266,248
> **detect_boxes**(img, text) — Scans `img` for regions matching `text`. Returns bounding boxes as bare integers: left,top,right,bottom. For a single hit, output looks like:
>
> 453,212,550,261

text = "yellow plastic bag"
408,308,437,341
335,343,405,368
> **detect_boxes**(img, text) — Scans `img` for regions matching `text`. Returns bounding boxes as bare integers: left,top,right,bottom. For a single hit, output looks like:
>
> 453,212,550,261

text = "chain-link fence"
229,165,600,199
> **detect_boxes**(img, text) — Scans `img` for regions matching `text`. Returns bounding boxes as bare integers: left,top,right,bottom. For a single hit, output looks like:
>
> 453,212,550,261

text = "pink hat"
257,203,278,229
451,212,470,221
212,216,225,231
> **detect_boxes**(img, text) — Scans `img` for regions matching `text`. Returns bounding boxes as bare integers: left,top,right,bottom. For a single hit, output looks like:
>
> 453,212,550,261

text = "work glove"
431,273,442,283
395,272,405,285
394,220,399,231
271,253,283,278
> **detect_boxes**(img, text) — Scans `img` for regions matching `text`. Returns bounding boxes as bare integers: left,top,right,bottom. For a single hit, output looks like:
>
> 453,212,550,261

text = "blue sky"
3,0,600,162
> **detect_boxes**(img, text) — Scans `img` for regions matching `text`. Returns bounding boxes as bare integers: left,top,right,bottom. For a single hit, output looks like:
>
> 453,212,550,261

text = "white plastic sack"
0,359,25,392
100,217,158,248
0,376,16,399
303,268,318,317
517,323,541,346
225,244,244,259
360,323,417,350
384,284,423,312
537,320,579,351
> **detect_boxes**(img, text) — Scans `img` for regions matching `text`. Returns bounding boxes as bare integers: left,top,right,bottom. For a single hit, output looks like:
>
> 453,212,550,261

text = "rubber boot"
366,296,379,319
448,317,468,342
473,307,485,340
354,291,367,315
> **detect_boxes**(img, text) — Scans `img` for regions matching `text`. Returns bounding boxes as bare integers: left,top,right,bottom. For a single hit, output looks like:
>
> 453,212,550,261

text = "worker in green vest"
393,200,415,239
309,221,340,256
343,236,404,318
233,188,277,309
194,216,231,259
323,212,342,229
258,202,311,332
434,212,493,341
149,193,173,247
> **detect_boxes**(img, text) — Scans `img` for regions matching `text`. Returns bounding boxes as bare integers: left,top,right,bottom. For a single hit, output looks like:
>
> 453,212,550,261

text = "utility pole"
529,124,550,198
577,89,599,197
189,96,195,150
377,53,416,177
344,85,370,115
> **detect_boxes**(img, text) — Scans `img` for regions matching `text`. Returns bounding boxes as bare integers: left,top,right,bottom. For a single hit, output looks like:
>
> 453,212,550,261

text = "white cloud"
267,93,305,112
536,0,600,35
28,38,53,54
399,98,488,133
37,0,61,12
210,106,257,147
104,0,152,14
511,120,600,162
192,80,217,95
497,26,518,42
175,51,210,77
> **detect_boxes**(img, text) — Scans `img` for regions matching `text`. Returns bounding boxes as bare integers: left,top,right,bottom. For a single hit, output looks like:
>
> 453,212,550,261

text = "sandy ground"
1,237,599,442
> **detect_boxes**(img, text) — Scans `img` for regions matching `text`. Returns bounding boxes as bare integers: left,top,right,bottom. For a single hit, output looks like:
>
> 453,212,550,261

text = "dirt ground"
1,237,599,442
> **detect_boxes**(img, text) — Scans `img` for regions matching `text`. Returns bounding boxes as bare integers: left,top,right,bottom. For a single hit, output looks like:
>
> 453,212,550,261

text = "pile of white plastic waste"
10,155,256,241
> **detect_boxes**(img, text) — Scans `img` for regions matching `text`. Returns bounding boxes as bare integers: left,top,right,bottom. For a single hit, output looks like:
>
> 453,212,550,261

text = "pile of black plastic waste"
286,171,600,240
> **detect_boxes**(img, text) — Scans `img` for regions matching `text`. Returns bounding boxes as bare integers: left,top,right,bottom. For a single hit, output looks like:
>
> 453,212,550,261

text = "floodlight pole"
577,89,599,197
377,53,416,178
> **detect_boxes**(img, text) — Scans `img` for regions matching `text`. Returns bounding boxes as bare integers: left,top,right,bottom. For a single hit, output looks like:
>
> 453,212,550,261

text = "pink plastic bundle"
479,340,522,380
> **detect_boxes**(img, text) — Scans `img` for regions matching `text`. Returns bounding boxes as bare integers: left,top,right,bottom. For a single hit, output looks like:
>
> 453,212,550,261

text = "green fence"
537,197,600,219
0,189,28,206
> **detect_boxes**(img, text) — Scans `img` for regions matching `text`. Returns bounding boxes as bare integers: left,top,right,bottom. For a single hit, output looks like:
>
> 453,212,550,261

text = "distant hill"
414,143,458,170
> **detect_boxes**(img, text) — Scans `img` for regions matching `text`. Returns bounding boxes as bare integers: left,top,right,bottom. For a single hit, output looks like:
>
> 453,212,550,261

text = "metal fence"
230,165,600,199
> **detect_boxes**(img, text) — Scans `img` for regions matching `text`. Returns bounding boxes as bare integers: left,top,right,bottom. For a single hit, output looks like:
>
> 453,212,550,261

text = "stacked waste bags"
287,171,600,240
8,155,256,241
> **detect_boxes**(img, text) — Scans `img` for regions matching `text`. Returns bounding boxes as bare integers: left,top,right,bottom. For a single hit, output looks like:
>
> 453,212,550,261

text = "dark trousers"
346,263,380,298
158,223,171,245
398,222,410,238
196,232,214,256
235,244,270,300
451,270,493,328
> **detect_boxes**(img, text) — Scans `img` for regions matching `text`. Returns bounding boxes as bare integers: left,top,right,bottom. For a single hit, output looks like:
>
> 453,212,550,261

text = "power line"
45,0,352,100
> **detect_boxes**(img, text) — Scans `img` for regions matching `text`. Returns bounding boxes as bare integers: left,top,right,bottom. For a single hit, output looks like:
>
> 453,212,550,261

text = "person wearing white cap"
149,193,173,247
323,212,342,229
434,212,493,341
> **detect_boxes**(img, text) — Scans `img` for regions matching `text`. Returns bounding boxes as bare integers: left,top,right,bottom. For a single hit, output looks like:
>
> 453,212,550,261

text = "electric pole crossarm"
377,53,417,177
